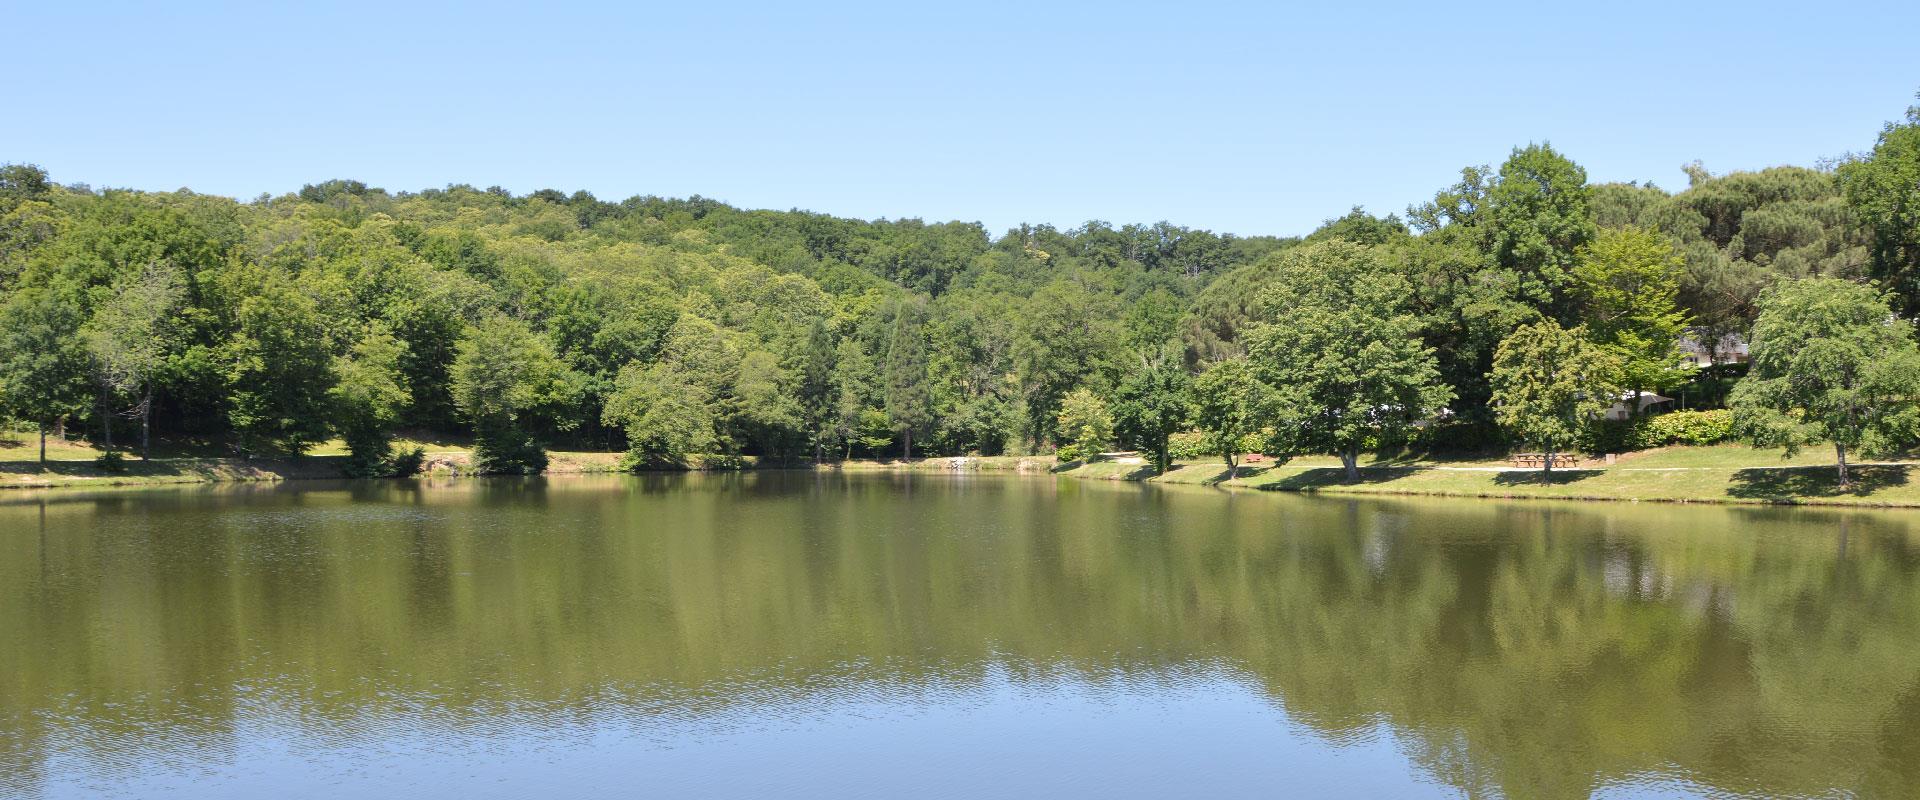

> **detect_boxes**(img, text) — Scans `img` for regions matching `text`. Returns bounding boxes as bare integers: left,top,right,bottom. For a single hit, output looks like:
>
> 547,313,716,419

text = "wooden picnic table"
1509,452,1580,468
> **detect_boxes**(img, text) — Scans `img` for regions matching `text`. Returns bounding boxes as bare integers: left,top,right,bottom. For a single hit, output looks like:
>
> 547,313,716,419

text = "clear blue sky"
7,1,1918,238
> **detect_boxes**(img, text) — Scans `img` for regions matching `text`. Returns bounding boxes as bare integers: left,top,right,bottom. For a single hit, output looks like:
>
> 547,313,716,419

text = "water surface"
3,473,1918,798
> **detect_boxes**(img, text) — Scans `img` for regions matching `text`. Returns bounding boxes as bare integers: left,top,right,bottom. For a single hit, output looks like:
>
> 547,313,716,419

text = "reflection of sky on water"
31,662,1460,800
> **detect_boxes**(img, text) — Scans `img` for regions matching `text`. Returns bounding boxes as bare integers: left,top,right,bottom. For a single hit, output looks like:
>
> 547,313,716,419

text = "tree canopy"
1731,278,1920,486
1246,240,1452,481
4,97,1920,477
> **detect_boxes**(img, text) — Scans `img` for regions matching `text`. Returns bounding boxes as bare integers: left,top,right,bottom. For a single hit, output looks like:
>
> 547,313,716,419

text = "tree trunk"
1836,442,1851,488
1544,448,1556,475
39,425,48,467
1157,441,1170,475
1341,448,1360,483
141,390,152,460
902,430,912,462
102,399,114,452
1224,448,1237,477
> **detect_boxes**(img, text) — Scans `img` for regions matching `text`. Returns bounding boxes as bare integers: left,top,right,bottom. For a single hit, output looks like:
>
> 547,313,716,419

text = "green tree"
1401,149,1594,426
797,320,837,463
882,300,932,460
1838,101,1920,314
1246,240,1453,482
83,260,186,458
854,408,893,456
1122,287,1185,351
1573,227,1689,407
1730,278,1920,487
1489,320,1622,473
732,349,803,461
328,329,412,476
1053,388,1114,462
832,338,879,460
1489,143,1596,318
1013,280,1121,449
225,280,336,455
1191,358,1270,474
450,316,566,474
0,163,53,213
0,289,93,465
602,363,715,468
1111,348,1192,474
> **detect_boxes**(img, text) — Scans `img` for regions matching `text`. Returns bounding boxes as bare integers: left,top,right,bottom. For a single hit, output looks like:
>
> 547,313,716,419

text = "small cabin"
1603,392,1676,421
1678,330,1749,367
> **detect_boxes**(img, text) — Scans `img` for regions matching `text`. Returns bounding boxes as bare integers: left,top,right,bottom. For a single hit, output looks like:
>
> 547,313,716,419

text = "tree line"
3,97,1919,484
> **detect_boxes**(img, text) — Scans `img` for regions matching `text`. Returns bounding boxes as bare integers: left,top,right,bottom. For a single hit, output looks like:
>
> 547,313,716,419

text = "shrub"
1167,430,1212,460
1581,409,1737,452
471,428,548,474
1638,409,1735,446
1165,428,1269,460
94,450,128,473
388,446,426,477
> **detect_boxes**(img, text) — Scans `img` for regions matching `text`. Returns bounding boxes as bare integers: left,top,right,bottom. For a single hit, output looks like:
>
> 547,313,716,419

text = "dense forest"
4,98,1919,478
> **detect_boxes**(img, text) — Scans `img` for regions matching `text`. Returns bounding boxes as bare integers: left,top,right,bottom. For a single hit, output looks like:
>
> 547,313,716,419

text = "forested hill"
2,99,1917,475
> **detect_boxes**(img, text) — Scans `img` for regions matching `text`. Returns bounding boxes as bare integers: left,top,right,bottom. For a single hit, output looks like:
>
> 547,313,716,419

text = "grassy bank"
0,433,626,490
1057,446,1920,508
8,430,1917,509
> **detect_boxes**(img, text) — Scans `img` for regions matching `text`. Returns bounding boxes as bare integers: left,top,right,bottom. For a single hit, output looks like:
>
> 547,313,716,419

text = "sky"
7,0,1919,238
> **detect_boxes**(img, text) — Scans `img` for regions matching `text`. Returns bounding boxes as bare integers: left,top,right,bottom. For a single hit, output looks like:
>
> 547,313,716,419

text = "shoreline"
5,447,1920,510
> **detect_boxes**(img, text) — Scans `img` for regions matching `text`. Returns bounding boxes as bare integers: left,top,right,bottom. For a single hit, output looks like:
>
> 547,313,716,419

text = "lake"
3,473,1917,799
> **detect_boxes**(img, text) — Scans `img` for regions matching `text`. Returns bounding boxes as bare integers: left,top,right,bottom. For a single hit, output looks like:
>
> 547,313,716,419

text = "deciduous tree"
1247,240,1453,482
1191,358,1269,474
1573,227,1688,407
1730,278,1920,487
0,289,93,465
1489,320,1621,473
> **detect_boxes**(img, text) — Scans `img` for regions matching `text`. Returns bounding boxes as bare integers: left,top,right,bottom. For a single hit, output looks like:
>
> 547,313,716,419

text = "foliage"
0,288,93,462
1585,409,1738,452
1574,227,1689,398
1111,348,1192,473
1730,278,1920,485
1638,409,1737,447
1246,240,1453,481
328,329,412,476
603,363,715,469
2,96,1918,476
1838,102,1920,314
451,316,567,473
1487,143,1597,318
1013,280,1121,448
224,276,336,455
83,260,185,456
1490,320,1621,470
1166,428,1266,460
1053,388,1114,462
882,298,932,459
1190,358,1270,471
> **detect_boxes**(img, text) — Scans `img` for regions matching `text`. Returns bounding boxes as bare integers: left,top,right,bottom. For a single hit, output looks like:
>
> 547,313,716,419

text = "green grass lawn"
0,431,625,489
1059,445,1920,507
6,428,1916,508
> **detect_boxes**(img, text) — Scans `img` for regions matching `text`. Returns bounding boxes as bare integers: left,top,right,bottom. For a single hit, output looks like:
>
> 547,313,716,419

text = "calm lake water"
3,473,1918,799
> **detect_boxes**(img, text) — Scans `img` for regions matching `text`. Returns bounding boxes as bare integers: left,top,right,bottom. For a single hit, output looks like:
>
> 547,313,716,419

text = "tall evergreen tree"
882,299,932,460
